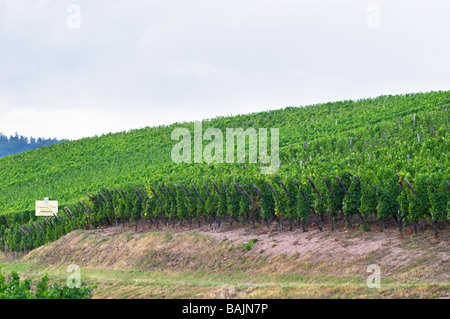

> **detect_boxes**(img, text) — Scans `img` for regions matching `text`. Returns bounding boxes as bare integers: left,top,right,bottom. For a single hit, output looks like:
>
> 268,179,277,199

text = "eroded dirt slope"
19,222,449,282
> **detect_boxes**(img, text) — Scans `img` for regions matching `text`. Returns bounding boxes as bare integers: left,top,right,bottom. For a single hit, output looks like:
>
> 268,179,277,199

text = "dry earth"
1,218,448,298
13,219,449,283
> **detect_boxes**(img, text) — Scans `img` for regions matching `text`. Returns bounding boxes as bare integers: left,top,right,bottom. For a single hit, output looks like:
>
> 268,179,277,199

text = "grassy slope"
1,221,448,299
0,91,449,214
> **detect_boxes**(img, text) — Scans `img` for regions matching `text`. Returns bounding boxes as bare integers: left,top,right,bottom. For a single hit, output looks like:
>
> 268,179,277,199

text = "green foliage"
343,177,361,217
217,187,228,219
259,181,275,222
242,238,258,251
0,91,449,251
429,177,450,222
296,180,313,221
376,167,400,221
0,271,96,299
407,174,431,222
359,172,377,218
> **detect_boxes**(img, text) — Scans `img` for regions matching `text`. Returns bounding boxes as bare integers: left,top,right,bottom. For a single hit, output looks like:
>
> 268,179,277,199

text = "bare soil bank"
16,219,449,284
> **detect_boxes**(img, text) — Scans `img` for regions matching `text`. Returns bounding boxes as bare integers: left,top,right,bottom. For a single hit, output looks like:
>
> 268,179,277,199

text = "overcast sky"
0,0,449,140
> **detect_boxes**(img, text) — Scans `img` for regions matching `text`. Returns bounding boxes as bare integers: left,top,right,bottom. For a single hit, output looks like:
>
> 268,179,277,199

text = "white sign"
36,197,58,216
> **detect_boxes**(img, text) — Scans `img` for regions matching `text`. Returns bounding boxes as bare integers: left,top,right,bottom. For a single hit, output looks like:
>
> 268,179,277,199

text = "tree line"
0,132,66,158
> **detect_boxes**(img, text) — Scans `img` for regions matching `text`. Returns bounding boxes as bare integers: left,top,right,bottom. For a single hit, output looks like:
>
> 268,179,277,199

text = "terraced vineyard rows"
0,91,449,253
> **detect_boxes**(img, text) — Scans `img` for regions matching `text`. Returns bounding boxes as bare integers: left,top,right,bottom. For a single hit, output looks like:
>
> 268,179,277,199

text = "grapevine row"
1,170,448,254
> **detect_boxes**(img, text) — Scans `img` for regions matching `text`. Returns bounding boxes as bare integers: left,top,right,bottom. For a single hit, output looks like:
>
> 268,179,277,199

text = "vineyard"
0,91,449,253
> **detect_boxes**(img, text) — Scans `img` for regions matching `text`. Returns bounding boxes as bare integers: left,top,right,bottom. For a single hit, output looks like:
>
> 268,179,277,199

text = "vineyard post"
132,186,145,230
279,181,290,197
322,177,334,197
149,188,162,204
336,176,348,195
66,206,76,219
239,184,258,227
27,224,36,234
232,182,243,198
252,184,263,197
82,200,92,225
191,185,205,204
86,193,99,229
402,178,420,233
74,203,85,218
164,185,173,198
51,214,60,225
211,182,221,195
336,176,352,228
105,188,119,226
266,181,282,229
140,188,152,201
62,208,73,222
293,179,309,231
203,184,214,226
307,177,321,198
140,188,154,228
119,188,129,201
97,191,107,204
34,220,44,232
18,227,25,236
307,177,324,230
445,181,450,192
114,187,123,199
191,184,206,226
19,226,27,236
24,223,34,233
181,185,194,200
150,187,164,228
37,219,45,232
353,175,366,226
157,185,168,198
322,177,337,229
203,184,212,198
30,220,41,232
402,178,417,194
266,182,278,201
394,173,404,232
310,201,323,231
44,217,55,230
221,182,232,198
51,212,61,224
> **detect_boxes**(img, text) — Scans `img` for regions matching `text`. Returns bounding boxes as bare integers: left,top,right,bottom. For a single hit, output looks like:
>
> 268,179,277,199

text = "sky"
0,0,449,140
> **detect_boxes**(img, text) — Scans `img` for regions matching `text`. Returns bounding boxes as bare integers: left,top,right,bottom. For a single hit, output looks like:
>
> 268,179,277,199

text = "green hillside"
0,91,449,252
